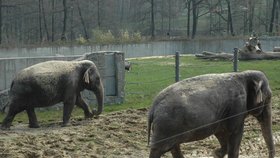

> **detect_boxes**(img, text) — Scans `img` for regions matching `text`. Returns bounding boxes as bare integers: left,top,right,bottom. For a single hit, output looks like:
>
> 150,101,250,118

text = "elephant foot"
212,149,226,158
84,112,94,119
29,124,40,128
92,110,102,117
1,125,11,130
93,115,99,119
61,122,71,127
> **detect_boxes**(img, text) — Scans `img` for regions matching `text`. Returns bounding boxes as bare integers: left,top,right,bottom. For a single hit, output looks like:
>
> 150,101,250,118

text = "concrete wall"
0,51,125,111
0,37,279,58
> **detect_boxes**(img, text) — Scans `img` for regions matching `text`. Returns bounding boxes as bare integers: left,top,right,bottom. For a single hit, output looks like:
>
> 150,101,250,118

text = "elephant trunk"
257,104,275,158
93,83,104,116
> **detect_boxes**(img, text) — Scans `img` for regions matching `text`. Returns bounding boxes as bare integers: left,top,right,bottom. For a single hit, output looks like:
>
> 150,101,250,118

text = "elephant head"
246,72,275,158
83,65,104,116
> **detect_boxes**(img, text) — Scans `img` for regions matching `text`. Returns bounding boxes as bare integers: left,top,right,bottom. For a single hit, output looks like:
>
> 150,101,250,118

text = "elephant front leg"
62,98,76,127
213,133,228,158
76,94,93,119
149,148,164,158
227,127,244,158
171,144,184,158
26,107,39,128
1,102,25,129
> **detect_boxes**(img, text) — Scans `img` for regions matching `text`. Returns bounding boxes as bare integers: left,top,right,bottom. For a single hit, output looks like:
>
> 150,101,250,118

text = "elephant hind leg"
213,133,228,158
1,102,25,129
171,144,184,158
26,107,39,128
149,141,178,158
75,94,93,118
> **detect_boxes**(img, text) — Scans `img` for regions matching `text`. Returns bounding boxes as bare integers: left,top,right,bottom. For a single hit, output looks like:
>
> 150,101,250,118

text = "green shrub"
92,29,116,44
92,29,142,44
131,31,142,43
76,35,88,44
102,30,115,43
120,30,130,43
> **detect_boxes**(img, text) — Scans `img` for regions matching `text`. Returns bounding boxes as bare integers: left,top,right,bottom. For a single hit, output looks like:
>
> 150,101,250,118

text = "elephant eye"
96,77,100,82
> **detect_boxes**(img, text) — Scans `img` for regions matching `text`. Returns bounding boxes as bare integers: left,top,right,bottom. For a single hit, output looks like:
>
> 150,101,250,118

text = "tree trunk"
269,0,277,33
248,0,255,34
51,0,55,42
120,0,124,28
38,0,43,42
41,0,50,41
191,0,197,39
226,0,234,36
151,0,155,39
61,0,67,41
97,0,101,28
276,1,279,33
76,0,89,40
187,0,191,37
168,0,171,33
0,0,2,44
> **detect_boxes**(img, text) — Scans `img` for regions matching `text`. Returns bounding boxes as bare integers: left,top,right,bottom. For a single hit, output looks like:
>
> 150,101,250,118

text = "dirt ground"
0,107,279,158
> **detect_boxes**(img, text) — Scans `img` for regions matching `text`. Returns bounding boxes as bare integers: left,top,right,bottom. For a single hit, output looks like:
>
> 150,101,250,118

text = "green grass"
1,56,280,125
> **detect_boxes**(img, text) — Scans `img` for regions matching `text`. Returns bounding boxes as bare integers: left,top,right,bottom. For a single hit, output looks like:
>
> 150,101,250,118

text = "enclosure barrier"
1,37,280,59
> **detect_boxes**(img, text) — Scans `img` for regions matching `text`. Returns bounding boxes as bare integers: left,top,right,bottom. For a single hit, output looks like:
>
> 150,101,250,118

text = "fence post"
233,48,238,72
175,51,180,82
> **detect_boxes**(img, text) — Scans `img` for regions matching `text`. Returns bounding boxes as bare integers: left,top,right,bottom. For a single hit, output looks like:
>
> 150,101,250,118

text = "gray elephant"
1,60,104,129
148,70,275,158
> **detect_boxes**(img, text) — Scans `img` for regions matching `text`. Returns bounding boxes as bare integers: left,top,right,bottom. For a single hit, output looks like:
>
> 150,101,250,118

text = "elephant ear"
83,69,90,84
254,80,263,104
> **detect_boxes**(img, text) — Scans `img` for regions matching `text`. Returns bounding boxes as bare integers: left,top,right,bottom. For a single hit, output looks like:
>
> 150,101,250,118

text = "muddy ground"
0,106,279,158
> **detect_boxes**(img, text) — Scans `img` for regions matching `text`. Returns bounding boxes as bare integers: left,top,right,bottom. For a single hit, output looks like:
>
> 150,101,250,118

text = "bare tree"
276,0,280,32
185,0,191,37
0,0,2,44
61,0,67,40
51,0,55,42
38,0,43,42
41,0,50,41
0,0,278,44
97,0,101,28
247,0,255,33
151,0,155,39
76,0,89,40
191,0,203,39
269,0,278,33
226,0,234,36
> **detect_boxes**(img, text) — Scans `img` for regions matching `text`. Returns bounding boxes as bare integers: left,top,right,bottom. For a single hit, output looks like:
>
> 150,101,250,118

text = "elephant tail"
147,109,153,146
10,81,14,89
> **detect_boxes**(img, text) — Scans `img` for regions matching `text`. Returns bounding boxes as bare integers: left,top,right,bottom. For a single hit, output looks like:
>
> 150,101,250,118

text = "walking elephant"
1,60,104,129
148,70,275,158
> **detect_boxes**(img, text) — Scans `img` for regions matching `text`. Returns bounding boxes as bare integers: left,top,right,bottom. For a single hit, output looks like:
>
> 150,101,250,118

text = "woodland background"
0,0,280,46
